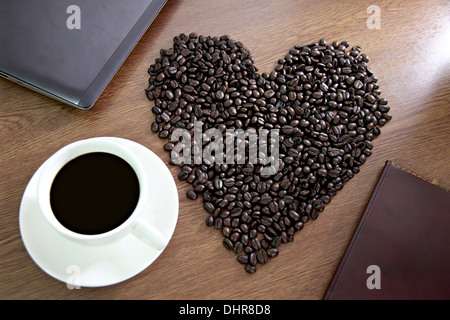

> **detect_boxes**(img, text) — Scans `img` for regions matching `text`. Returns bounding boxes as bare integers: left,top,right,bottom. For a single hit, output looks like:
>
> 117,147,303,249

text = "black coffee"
50,152,140,235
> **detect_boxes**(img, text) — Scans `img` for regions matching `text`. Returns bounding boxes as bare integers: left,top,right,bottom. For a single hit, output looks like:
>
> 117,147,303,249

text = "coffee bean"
269,201,279,213
366,94,377,104
204,202,214,214
288,210,300,222
378,104,390,113
151,121,159,132
294,221,303,231
237,255,248,264
158,130,169,139
215,91,225,100
260,193,272,204
146,34,390,273
245,264,256,273
224,178,235,187
178,170,188,181
267,248,279,258
282,125,294,134
251,238,261,251
308,147,320,156
257,250,269,264
205,216,214,226
222,226,231,238
186,190,198,200
163,142,174,151
249,252,257,266
233,242,244,254
223,238,233,250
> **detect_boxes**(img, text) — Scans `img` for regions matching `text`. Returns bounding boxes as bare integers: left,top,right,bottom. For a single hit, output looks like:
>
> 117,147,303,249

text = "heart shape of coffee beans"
145,33,391,273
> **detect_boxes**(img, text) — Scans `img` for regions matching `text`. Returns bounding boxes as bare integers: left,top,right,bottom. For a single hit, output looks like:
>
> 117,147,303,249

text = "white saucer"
19,137,178,287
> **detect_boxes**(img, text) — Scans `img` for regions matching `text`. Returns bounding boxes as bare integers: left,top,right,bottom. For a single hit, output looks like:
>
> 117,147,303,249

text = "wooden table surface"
1,0,449,300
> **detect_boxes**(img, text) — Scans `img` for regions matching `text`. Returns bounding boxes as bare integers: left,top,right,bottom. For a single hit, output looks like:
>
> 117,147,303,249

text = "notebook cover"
324,160,450,300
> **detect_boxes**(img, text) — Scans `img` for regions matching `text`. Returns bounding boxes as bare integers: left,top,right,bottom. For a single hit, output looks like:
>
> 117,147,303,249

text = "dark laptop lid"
0,0,166,109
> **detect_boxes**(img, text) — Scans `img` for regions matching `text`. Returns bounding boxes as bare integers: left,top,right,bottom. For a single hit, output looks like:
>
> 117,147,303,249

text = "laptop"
0,0,166,109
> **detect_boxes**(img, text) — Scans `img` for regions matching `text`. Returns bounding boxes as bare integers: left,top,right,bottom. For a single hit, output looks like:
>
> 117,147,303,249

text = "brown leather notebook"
324,161,450,300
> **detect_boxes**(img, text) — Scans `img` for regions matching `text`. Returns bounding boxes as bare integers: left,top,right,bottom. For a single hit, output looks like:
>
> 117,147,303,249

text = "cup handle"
132,218,167,251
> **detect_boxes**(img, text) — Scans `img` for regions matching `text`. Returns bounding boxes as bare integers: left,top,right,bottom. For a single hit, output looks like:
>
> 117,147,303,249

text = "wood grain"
0,0,449,299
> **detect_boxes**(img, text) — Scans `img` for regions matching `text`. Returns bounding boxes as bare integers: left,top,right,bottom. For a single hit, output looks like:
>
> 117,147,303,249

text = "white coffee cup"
36,137,167,250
